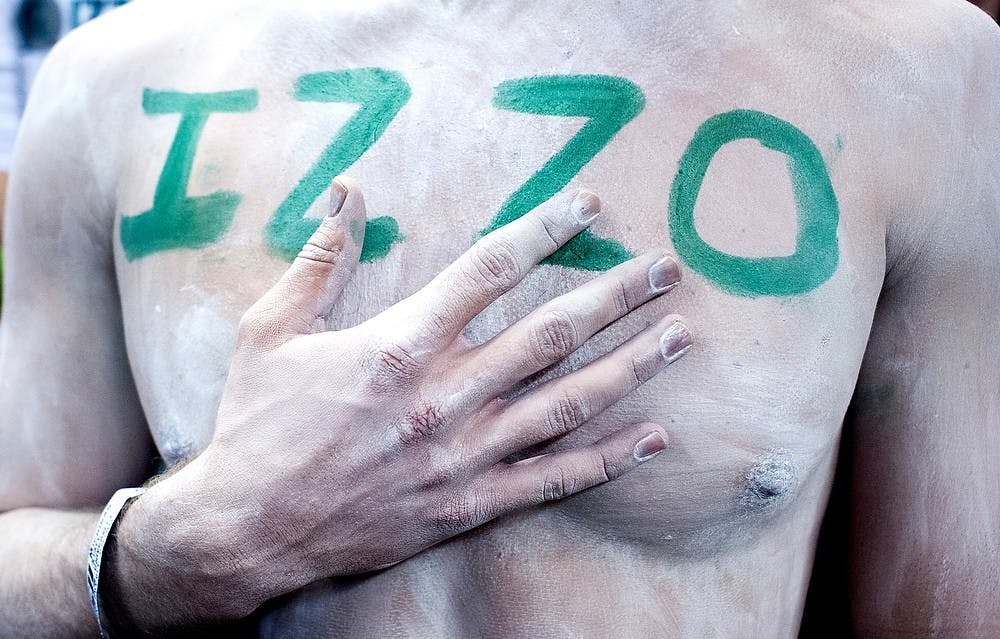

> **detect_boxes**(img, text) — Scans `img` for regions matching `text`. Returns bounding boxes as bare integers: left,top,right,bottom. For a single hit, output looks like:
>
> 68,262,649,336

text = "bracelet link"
87,487,147,639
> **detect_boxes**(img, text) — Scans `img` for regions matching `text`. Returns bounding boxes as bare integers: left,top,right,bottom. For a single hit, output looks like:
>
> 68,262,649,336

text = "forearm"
855,621,1000,639
0,508,100,639
0,467,264,639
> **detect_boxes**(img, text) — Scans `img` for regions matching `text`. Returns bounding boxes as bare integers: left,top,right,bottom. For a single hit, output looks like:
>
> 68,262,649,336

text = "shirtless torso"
2,1,999,637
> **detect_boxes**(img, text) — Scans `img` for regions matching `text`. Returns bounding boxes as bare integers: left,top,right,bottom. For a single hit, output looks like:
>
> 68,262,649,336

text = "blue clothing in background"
0,0,129,170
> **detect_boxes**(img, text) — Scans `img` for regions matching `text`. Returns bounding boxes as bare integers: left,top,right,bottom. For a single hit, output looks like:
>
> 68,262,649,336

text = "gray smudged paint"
743,449,798,508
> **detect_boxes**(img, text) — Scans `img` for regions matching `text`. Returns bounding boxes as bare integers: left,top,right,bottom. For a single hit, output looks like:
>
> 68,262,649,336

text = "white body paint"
2,0,998,636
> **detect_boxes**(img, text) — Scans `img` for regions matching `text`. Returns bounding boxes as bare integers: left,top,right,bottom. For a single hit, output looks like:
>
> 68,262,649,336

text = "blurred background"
1,1,128,168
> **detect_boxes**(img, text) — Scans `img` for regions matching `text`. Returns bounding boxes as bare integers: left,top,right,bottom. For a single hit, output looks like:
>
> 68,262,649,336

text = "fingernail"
648,256,681,292
329,180,348,217
570,191,601,224
660,321,693,363
634,431,667,462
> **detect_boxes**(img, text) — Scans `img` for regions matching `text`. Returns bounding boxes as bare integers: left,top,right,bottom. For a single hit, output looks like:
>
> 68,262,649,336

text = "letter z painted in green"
265,68,410,262
120,89,259,262
669,109,840,297
483,75,645,271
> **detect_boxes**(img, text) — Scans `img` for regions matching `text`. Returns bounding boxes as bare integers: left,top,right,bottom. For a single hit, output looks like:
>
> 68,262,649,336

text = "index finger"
399,191,602,345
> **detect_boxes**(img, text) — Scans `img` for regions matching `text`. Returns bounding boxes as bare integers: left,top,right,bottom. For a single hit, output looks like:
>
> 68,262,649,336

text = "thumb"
246,176,367,343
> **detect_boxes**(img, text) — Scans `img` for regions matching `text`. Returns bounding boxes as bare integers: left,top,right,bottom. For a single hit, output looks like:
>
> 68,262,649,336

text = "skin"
0,170,6,244
1,170,5,299
0,169,689,635
0,0,998,637
971,0,999,20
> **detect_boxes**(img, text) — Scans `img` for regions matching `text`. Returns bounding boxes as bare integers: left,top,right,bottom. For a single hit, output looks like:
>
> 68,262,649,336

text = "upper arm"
0,33,152,512
848,8,1000,636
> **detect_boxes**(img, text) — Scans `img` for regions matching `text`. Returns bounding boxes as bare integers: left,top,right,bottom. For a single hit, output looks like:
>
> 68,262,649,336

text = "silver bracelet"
87,487,146,639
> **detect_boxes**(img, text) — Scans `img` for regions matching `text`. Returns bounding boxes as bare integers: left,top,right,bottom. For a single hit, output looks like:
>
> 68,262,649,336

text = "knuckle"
530,209,562,250
630,356,645,388
466,238,522,293
297,222,346,265
397,402,448,445
541,467,578,502
627,349,659,389
422,450,461,488
366,341,424,387
530,310,578,365
599,452,622,482
543,388,589,438
436,493,489,533
611,277,631,316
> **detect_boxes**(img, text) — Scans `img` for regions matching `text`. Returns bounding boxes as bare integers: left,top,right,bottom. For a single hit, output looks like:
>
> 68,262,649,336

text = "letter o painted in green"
668,110,840,297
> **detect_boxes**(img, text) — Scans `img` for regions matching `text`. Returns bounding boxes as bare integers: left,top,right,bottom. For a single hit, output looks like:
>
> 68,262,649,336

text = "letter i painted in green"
120,89,259,261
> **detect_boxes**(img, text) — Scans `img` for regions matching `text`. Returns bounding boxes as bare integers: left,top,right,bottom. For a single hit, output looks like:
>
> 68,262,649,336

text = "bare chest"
108,2,885,544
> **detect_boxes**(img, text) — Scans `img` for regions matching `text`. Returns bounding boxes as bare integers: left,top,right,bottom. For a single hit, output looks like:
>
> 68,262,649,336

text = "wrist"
88,487,146,638
108,455,265,631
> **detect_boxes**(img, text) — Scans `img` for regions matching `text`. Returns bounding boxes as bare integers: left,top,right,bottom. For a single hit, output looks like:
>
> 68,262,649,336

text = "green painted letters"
265,68,410,262
669,109,840,297
121,74,838,298
483,75,645,271
120,89,259,261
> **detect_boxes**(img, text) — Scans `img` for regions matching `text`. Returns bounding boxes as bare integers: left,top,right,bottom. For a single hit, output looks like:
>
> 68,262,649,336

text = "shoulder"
792,0,998,93
829,1,1000,281
49,0,411,53
862,0,998,103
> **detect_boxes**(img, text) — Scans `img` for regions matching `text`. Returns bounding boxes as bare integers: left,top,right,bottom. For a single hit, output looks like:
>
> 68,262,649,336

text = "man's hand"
113,177,691,630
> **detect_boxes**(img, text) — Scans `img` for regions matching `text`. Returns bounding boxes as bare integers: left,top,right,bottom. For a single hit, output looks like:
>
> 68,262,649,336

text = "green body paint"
359,215,403,262
669,110,840,297
483,75,645,271
120,89,258,261
265,68,410,262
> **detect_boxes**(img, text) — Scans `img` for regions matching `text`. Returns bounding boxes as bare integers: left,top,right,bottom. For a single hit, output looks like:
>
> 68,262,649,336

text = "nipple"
742,449,797,508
